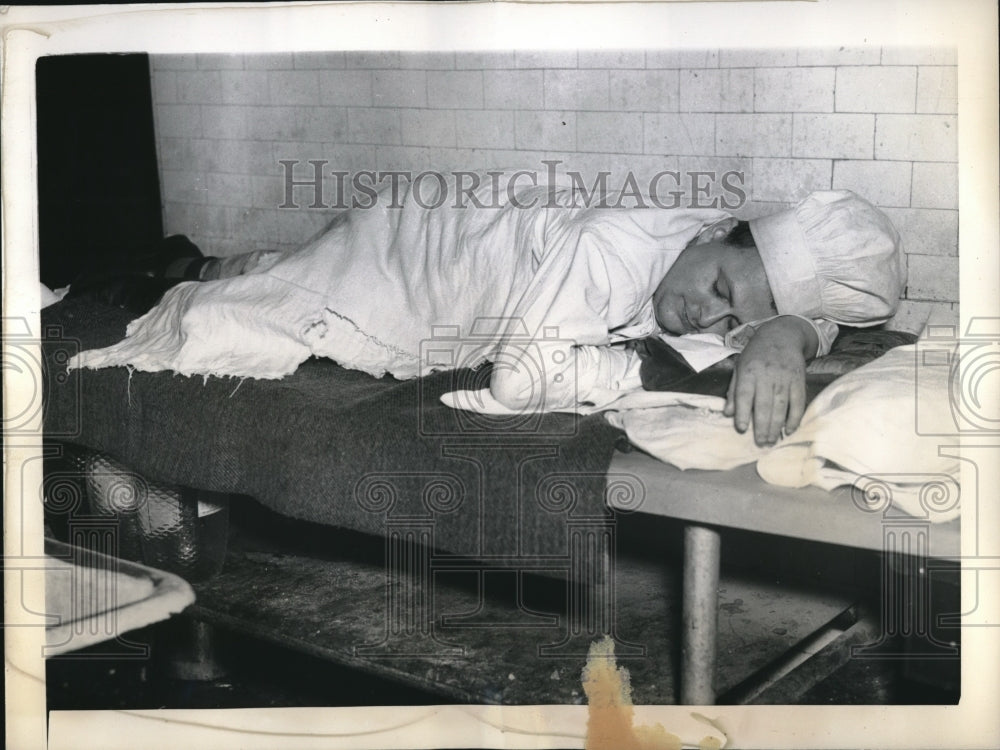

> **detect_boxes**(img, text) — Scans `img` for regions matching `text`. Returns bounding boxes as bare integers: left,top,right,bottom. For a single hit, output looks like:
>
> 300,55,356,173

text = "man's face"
653,239,777,336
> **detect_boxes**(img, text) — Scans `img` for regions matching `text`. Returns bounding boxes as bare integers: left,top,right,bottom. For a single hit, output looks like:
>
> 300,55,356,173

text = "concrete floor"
46,500,960,709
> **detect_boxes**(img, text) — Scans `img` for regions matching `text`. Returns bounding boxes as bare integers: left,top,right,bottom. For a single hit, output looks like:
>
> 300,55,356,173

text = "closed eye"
714,274,731,303
715,273,738,330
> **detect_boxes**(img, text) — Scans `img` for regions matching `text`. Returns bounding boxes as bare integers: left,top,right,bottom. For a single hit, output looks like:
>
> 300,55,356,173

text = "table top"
607,450,960,560
45,538,195,656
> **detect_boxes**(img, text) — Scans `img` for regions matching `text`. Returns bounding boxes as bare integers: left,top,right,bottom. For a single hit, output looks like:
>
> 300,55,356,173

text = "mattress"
42,298,624,558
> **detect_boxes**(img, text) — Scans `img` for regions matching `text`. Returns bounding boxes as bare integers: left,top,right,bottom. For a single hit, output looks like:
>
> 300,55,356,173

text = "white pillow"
757,344,960,522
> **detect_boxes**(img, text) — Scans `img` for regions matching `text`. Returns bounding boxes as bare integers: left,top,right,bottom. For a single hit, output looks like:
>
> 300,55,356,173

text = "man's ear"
693,217,738,245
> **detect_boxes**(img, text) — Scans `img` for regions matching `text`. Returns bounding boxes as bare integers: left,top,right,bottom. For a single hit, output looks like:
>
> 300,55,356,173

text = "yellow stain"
582,636,726,750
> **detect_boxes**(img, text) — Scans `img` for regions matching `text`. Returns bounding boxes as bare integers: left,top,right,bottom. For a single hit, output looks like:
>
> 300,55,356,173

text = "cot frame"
607,449,962,705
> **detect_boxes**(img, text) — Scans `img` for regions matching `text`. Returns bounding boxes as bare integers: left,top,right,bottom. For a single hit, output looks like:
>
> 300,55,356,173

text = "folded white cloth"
600,344,961,522
654,332,740,372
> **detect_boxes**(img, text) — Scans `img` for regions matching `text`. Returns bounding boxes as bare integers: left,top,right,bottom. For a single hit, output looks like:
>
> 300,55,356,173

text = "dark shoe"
126,235,206,279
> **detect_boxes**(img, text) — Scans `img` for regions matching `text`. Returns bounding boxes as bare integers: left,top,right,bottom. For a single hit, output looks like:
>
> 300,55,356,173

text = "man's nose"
695,298,733,330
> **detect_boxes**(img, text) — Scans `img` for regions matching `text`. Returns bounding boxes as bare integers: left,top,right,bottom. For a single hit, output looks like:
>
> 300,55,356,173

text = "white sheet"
68,171,730,412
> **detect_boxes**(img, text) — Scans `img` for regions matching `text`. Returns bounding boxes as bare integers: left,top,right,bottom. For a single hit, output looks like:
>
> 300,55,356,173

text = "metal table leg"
681,523,721,705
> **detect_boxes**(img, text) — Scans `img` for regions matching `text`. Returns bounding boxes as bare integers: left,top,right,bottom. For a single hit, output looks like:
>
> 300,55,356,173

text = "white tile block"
455,110,516,150
374,145,442,174
881,47,957,66
646,49,719,68
515,111,576,151
220,70,270,105
201,105,248,140
161,169,209,204
835,66,916,113
911,161,958,209
244,54,294,70
609,70,679,112
906,254,959,302
916,67,958,114
752,157,832,202
319,70,373,106
156,104,202,138
677,156,753,210
399,52,455,70
544,70,610,111
515,50,578,69
455,51,516,70
151,71,179,105
252,173,290,209
645,113,715,156
875,114,957,162
296,107,349,143
345,51,401,69
427,71,484,109
577,112,643,154
268,70,320,105
293,52,347,70
197,54,237,72
716,113,792,157
247,106,344,143
347,108,402,145
578,50,645,69
206,172,253,206
881,207,958,256
400,109,457,147
792,113,874,159
796,46,881,66
372,70,427,108
484,70,543,109
832,159,911,207
755,67,834,112
195,138,276,175
680,68,754,112
718,49,797,67
154,54,197,71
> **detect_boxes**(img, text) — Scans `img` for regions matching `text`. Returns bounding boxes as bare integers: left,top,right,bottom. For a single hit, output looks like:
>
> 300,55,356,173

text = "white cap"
749,190,906,326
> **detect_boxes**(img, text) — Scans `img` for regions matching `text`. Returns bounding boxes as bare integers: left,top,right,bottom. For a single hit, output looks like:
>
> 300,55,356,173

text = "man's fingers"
724,373,737,416
785,375,806,434
764,387,790,445
732,376,755,433
751,381,775,443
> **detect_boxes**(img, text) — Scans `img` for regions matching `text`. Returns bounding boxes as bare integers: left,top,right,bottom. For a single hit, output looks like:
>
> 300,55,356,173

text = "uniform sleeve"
725,315,839,358
489,206,728,411
487,224,642,410
490,340,642,411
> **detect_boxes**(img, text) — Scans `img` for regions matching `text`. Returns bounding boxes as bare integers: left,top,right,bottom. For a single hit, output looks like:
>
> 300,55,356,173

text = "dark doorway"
36,53,163,288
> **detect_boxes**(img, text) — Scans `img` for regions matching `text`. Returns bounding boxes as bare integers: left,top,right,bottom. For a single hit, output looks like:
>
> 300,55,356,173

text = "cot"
40,296,959,703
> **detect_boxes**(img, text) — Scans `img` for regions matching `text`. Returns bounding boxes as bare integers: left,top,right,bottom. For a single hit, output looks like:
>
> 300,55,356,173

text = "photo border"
3,2,998,748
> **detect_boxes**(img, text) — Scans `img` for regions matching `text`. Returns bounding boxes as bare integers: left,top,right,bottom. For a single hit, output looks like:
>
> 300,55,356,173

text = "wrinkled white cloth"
606,393,773,470
605,344,960,522
69,171,731,409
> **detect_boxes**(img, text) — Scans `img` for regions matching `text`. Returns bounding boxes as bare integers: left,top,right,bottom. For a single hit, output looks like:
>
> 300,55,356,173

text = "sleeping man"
69,170,905,446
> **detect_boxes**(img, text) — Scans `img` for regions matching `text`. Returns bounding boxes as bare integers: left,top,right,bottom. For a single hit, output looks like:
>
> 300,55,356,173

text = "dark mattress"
41,298,626,558
42,299,915,558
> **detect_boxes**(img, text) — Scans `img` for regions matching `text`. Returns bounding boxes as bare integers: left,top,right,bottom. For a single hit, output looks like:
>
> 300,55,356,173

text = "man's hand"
723,316,818,446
